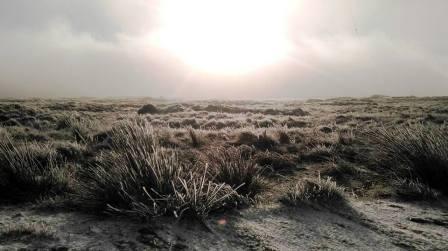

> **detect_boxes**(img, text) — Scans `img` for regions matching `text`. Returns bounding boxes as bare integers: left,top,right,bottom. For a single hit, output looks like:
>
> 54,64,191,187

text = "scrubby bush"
0,138,72,202
368,124,448,195
283,176,345,206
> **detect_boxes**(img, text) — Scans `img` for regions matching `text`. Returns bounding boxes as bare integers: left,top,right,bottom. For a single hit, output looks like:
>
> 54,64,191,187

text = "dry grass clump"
54,141,86,162
0,222,55,242
256,131,278,149
188,128,206,148
283,175,345,206
282,118,308,128
235,130,277,150
0,126,9,141
338,128,355,145
56,114,99,144
79,121,240,219
173,170,238,218
236,131,259,145
394,178,441,200
255,119,274,128
369,124,448,195
255,151,298,174
302,145,334,162
202,146,265,196
276,130,291,144
5,126,50,142
0,138,72,202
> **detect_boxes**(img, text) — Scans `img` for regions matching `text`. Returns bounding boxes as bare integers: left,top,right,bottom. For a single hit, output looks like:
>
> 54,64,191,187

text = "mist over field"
1,0,448,99
1,2,448,250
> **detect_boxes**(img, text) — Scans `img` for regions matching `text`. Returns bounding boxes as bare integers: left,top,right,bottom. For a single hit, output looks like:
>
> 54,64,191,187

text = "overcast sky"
1,0,447,99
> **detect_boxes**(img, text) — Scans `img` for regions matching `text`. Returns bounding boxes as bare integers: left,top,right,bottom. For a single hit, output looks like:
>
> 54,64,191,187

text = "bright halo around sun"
152,0,293,75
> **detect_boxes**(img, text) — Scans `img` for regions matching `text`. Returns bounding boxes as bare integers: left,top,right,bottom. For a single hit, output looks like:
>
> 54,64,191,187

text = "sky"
0,0,447,99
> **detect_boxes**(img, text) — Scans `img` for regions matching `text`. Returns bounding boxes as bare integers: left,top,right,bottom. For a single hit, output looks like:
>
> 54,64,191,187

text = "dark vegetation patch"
200,146,265,196
77,121,259,219
0,138,73,203
368,124,448,196
138,104,159,114
191,104,310,116
0,223,56,243
255,151,299,174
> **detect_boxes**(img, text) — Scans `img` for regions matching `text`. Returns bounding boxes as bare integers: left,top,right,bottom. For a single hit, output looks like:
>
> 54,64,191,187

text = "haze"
1,0,447,99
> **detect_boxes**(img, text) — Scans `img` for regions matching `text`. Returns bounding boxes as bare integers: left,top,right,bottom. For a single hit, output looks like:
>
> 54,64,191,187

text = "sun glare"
152,0,293,75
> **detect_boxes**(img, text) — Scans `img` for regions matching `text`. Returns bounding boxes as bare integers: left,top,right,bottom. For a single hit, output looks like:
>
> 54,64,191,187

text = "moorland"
0,96,447,250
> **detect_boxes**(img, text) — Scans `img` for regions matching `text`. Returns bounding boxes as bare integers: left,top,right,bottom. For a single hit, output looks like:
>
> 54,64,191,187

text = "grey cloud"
0,0,156,40
0,0,447,98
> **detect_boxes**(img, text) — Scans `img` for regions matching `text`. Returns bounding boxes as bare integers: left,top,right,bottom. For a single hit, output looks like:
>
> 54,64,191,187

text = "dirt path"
2,198,447,250
351,200,448,250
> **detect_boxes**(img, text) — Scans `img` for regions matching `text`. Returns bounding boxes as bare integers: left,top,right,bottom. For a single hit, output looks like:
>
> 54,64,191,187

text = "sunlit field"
1,96,447,250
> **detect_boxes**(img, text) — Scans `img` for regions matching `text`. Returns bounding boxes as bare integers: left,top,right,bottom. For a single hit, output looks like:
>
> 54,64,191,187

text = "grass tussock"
369,124,448,195
277,130,291,144
56,114,99,144
283,175,345,206
0,222,55,242
0,138,72,202
302,144,334,162
395,178,441,200
188,128,206,148
0,127,9,141
79,121,240,219
255,151,298,174
173,170,239,218
202,146,265,196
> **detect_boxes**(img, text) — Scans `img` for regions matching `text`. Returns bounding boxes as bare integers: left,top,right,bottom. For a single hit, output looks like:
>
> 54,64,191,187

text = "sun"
151,0,293,75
